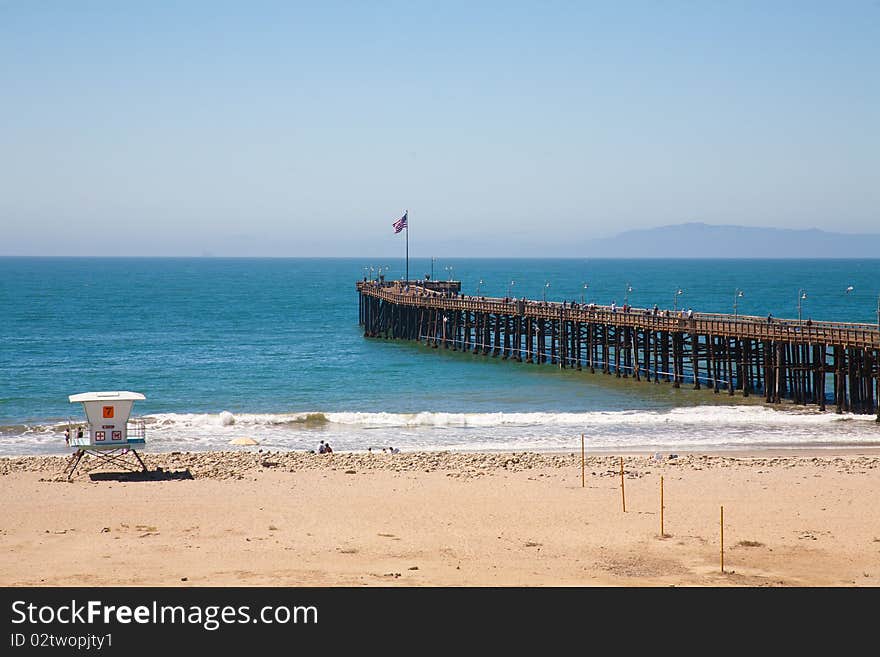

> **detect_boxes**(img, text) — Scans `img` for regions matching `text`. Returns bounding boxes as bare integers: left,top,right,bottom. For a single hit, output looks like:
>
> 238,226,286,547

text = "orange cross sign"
102,406,114,418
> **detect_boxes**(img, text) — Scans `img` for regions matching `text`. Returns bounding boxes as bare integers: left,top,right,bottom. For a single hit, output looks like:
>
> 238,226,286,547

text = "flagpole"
405,209,409,283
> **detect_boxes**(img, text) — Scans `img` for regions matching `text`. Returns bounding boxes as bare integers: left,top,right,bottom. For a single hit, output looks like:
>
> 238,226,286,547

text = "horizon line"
3,255,880,261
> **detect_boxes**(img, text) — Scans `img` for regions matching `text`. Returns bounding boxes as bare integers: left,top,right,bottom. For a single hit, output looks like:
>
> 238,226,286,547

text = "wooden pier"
357,279,880,418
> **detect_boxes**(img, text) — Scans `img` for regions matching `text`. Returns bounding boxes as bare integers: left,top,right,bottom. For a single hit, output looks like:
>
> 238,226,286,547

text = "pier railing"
357,280,880,415
357,281,879,350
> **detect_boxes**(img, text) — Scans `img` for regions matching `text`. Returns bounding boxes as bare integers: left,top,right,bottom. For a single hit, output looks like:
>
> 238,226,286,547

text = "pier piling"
357,279,880,414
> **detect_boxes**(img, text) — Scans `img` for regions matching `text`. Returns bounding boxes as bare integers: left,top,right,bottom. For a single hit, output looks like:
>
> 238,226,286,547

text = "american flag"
392,211,408,234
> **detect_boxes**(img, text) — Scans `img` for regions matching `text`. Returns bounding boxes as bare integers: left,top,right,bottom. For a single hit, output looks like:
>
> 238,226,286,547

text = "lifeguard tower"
64,391,148,479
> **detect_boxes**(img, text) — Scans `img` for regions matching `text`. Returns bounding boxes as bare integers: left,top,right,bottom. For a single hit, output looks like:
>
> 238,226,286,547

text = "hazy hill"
582,223,880,258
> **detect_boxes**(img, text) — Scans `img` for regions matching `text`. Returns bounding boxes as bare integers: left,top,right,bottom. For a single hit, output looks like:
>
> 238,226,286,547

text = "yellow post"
720,505,725,573
581,434,585,488
620,457,626,513
660,476,664,537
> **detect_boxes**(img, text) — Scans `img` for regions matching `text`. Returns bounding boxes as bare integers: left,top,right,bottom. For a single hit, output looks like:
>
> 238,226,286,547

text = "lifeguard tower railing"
126,418,146,443
67,418,147,447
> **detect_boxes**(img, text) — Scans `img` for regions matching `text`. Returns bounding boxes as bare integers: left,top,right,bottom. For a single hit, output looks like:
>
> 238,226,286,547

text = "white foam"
338,406,865,429
3,405,878,456
143,406,876,429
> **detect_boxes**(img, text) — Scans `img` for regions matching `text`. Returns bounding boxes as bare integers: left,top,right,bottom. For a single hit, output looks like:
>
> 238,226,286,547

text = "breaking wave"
2,405,878,456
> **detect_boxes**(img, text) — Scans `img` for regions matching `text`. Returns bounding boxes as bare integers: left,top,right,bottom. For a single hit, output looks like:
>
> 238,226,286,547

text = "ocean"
1,257,879,456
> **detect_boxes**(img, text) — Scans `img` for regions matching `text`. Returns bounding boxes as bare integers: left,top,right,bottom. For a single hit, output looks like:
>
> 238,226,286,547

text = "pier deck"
357,279,880,417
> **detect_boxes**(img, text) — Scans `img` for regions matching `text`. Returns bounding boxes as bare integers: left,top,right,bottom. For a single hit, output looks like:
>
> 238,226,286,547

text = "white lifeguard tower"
64,391,148,479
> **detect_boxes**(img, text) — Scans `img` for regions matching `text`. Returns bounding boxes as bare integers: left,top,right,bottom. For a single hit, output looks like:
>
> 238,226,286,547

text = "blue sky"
1,1,877,256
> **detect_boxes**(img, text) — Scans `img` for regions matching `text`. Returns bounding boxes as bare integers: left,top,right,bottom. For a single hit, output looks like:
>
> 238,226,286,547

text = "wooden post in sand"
660,476,664,537
620,457,626,512
720,506,725,573
581,434,585,488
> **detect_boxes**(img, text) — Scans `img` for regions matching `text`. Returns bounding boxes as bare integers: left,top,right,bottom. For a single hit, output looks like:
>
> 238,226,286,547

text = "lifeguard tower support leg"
131,450,147,472
63,448,148,479
64,450,86,480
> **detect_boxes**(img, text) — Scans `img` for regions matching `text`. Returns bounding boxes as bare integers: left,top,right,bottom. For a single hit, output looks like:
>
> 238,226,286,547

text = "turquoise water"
2,257,879,455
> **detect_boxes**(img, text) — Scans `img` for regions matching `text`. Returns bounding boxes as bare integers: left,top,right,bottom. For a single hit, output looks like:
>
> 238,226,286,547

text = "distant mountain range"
581,223,880,258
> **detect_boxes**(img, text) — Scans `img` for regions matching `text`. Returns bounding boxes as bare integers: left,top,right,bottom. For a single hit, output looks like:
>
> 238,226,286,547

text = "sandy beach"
2,449,879,587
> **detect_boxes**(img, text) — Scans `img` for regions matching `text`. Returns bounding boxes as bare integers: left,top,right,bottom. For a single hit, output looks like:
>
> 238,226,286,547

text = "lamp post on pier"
476,279,484,296
673,288,683,312
733,289,744,319
445,265,454,282
581,282,589,305
797,289,807,322
543,281,551,302
507,280,515,298
623,283,633,307
843,286,877,330
844,286,854,326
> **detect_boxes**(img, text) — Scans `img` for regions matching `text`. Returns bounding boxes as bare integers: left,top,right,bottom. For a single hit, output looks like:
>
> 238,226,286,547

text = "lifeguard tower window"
64,391,148,479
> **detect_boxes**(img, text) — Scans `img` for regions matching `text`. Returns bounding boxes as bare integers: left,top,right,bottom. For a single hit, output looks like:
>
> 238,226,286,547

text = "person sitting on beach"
388,446,400,454
318,440,327,454
64,428,70,445
324,442,333,454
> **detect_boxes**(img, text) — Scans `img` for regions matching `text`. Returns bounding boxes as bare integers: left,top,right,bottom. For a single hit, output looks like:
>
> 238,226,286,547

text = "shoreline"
4,444,880,470
3,398,878,459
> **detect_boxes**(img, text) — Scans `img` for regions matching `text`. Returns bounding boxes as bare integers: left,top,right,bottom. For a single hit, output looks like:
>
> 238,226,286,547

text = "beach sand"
1,449,879,587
